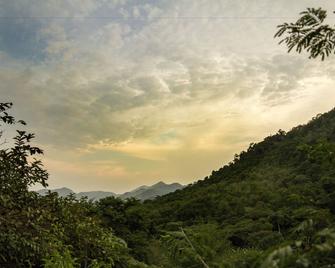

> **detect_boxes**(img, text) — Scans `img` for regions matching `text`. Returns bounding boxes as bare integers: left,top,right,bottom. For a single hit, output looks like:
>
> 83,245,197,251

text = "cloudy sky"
1,0,335,192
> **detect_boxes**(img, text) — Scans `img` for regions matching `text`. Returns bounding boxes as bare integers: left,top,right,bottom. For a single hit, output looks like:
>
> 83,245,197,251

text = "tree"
0,102,47,200
275,8,335,60
0,103,147,267
0,102,51,266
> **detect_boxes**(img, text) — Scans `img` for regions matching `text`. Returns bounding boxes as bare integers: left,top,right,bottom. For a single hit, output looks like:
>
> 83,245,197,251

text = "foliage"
0,103,146,267
275,8,335,60
43,248,76,268
262,220,335,267
95,196,155,262
108,107,335,267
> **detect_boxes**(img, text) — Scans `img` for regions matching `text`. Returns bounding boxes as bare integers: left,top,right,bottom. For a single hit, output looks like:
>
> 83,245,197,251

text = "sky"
1,0,335,193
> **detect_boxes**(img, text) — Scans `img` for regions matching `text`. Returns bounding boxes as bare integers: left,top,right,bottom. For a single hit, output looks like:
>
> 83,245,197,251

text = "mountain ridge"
36,181,184,201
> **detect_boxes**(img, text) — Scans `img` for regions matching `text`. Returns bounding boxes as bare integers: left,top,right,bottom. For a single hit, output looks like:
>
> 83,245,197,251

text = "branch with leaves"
275,8,335,60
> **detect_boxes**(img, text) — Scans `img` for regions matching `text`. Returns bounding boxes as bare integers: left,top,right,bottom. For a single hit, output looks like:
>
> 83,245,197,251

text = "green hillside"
96,108,335,267
146,108,335,225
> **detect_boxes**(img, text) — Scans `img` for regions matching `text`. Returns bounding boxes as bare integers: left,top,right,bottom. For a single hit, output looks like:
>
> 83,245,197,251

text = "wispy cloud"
2,0,335,191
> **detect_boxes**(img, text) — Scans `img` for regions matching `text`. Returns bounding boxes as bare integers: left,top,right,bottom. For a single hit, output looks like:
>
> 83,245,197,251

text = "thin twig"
180,227,210,268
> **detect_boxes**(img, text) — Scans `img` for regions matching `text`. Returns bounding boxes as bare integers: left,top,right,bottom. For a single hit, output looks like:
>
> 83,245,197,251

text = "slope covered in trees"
146,109,335,224
96,108,335,267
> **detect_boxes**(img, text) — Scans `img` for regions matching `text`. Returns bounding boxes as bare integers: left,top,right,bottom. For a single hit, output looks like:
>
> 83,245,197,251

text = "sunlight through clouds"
2,0,335,191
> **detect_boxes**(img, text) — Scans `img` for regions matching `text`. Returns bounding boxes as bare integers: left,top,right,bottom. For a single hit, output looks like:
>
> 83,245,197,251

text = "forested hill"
107,107,335,266
140,108,335,227
90,109,335,267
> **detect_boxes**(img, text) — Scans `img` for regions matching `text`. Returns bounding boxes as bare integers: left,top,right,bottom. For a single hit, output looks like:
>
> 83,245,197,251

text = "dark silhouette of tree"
0,103,142,267
0,102,47,201
275,8,335,60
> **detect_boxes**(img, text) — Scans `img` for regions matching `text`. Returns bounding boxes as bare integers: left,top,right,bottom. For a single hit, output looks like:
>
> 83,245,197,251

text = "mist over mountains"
36,181,184,201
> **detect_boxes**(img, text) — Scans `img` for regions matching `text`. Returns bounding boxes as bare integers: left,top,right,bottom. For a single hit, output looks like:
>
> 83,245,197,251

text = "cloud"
0,0,104,18
0,43,333,150
2,0,335,191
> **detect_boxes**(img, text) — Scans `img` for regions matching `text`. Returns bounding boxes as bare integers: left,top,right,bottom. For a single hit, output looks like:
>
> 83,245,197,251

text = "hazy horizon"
34,180,184,195
2,0,335,192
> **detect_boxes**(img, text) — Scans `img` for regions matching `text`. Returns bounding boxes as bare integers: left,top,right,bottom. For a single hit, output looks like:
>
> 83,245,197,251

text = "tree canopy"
0,103,147,267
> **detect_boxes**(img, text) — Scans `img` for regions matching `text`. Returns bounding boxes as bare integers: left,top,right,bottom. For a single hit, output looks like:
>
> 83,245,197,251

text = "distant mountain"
120,185,150,200
36,181,184,201
76,191,117,201
37,187,74,197
119,181,184,200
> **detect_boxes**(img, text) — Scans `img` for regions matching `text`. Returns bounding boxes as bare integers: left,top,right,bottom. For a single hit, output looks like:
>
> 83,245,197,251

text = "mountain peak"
152,181,166,186
37,187,74,196
58,187,73,192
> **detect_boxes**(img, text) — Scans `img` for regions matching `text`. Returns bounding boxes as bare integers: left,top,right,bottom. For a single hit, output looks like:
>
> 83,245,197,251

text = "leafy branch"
275,8,335,60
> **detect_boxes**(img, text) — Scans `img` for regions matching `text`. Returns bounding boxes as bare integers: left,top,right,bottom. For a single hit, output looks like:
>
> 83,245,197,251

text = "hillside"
96,108,335,267
145,108,335,224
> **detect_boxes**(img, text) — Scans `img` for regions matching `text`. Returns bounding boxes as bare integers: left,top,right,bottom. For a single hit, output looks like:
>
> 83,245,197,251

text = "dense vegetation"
97,109,335,267
2,102,335,267
0,103,148,267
